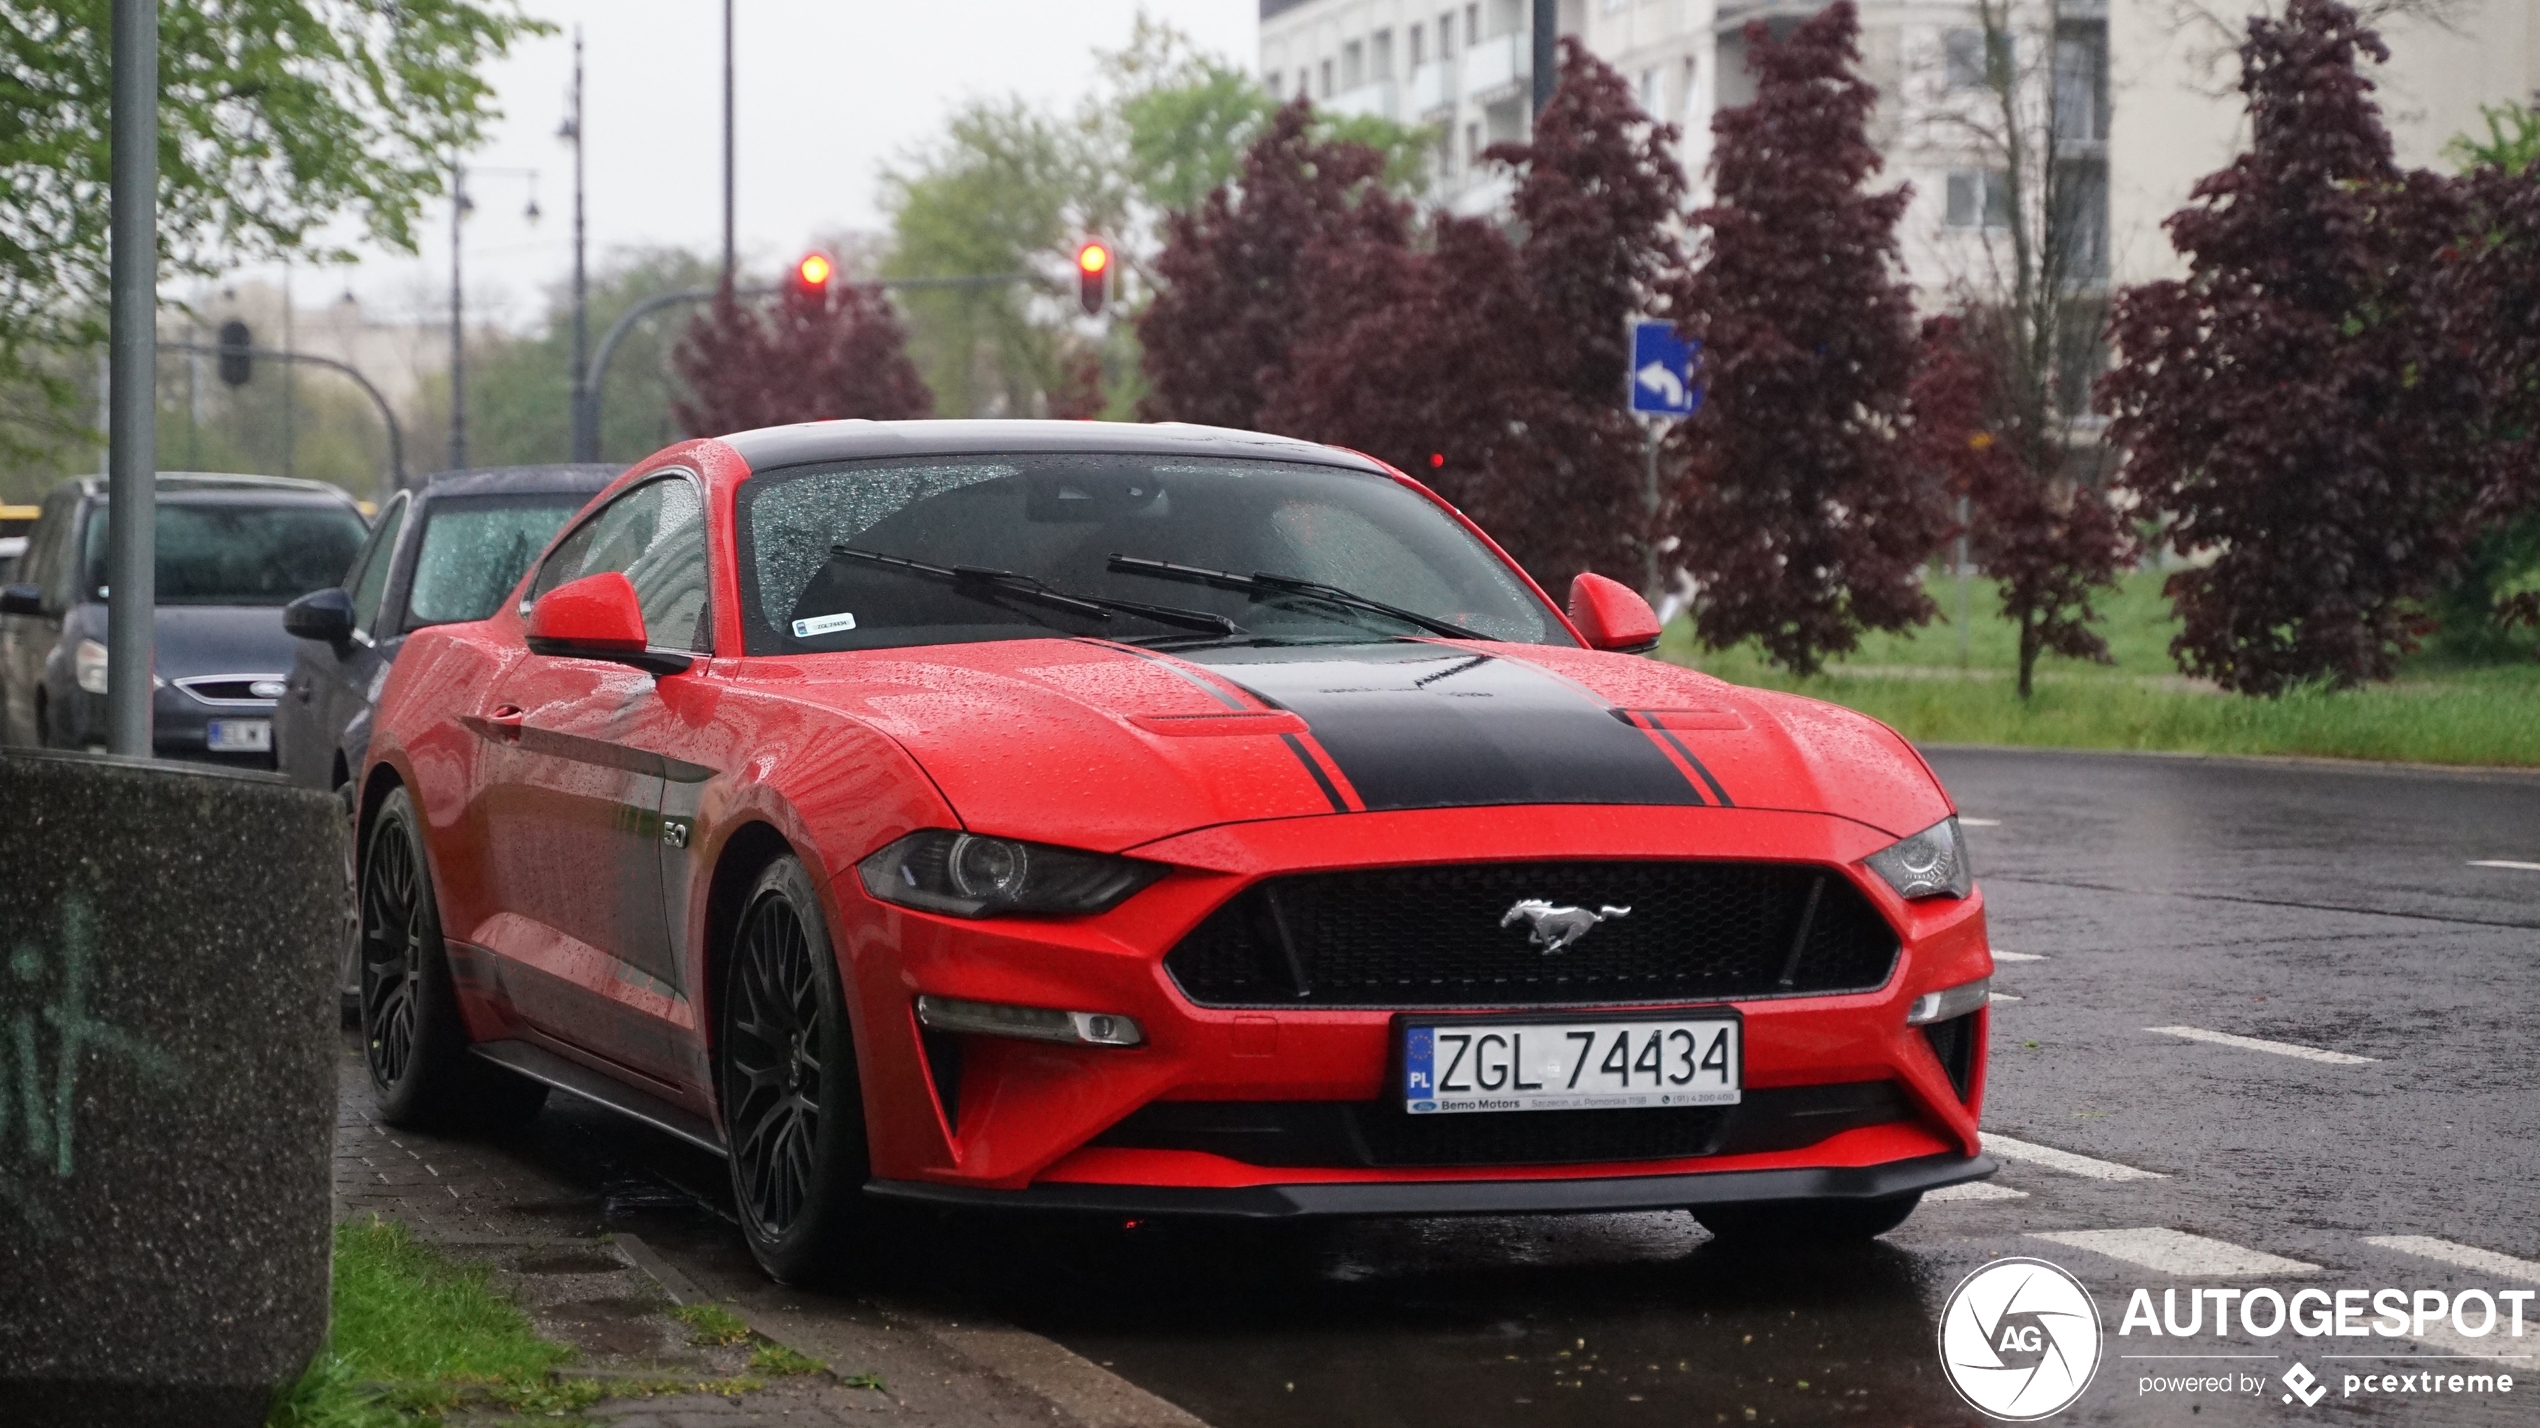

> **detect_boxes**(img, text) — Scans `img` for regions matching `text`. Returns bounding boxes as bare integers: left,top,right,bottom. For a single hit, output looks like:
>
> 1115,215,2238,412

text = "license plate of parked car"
1403,1015,1741,1113
206,718,271,753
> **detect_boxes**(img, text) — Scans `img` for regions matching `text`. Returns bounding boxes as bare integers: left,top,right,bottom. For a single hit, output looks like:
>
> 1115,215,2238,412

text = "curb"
1917,740,2540,783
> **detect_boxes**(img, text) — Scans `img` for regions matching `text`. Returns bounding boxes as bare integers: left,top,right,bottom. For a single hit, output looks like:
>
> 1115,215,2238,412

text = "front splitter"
865,1151,1995,1220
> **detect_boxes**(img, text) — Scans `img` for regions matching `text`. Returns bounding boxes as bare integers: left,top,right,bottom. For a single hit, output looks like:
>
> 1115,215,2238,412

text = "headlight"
858,830,1164,918
1865,816,1973,900
74,639,109,695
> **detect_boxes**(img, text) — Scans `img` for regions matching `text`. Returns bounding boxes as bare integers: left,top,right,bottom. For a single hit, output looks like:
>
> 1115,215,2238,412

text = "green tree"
0,0,547,463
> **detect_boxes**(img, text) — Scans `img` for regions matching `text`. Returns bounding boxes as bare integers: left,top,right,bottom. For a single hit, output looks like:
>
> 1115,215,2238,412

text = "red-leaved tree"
2099,0,2481,693
1913,315,2133,696
1665,3,1950,675
1260,40,1684,593
673,278,934,436
1136,100,1408,430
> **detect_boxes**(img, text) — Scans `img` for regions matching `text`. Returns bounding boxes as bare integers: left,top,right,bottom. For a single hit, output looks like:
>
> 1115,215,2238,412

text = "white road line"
2146,1026,2377,1065
1981,1133,2167,1181
1990,992,2022,1003
2363,1236,2540,1284
1991,950,2046,962
1959,818,2002,827
1928,1181,2029,1203
2469,859,2540,871
2031,1228,2319,1278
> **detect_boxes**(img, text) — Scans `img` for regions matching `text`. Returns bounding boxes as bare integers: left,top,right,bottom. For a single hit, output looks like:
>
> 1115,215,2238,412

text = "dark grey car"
0,474,369,766
274,464,619,799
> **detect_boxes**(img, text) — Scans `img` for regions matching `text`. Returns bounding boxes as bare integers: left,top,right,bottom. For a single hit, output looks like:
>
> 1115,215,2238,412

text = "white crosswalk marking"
1927,1180,2029,1203
1991,950,2046,962
2469,859,2540,871
1981,1133,2167,1181
2031,1228,2319,1277
2363,1236,2540,1284
2147,1026,2376,1065
1990,992,2022,1003
1959,818,2002,827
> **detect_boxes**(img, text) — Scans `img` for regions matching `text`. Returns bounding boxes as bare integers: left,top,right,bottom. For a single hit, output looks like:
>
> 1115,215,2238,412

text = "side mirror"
282,586,356,644
1567,572,1663,654
0,583,41,617
526,571,691,675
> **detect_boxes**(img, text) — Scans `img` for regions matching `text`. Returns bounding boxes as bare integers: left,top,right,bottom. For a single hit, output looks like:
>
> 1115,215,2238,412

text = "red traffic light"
795,252,834,289
1076,241,1111,315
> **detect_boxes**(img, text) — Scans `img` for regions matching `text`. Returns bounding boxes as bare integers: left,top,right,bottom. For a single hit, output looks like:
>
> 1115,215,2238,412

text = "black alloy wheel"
1692,1191,1923,1245
721,855,868,1284
360,786,545,1129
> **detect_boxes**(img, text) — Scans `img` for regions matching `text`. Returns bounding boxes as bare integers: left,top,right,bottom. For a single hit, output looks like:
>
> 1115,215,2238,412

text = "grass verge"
268,1220,848,1427
1663,569,2540,768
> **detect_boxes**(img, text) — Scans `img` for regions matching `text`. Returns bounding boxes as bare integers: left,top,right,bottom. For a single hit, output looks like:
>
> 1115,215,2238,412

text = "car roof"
716,419,1389,477
414,464,622,501
69,471,361,504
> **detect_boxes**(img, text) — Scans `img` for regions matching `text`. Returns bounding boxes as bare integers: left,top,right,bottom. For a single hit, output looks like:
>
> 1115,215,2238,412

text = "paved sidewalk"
333,1042,1178,1426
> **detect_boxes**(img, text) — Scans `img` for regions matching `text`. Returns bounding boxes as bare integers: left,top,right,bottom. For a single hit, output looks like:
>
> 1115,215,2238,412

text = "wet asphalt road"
467,747,2540,1427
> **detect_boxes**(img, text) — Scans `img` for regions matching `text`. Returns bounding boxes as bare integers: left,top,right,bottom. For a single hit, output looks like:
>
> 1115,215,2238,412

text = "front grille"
1163,861,1898,1008
1092,1082,1911,1169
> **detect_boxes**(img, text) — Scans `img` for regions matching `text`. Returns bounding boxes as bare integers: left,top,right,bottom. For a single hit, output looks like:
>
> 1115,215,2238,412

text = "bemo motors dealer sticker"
1939,1257,2105,1420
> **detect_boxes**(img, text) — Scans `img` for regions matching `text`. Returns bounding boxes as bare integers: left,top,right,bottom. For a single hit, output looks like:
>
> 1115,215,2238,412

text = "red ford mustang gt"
358,420,1996,1282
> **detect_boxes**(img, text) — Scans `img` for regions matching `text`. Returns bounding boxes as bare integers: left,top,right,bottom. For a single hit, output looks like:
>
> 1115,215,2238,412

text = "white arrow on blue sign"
1629,320,1701,418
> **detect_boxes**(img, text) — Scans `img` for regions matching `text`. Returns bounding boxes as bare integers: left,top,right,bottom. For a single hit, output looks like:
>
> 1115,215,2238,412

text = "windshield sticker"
792,611,857,638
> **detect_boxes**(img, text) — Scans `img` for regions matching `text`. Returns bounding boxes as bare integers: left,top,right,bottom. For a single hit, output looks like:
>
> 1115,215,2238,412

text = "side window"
36,492,81,610
528,475,712,652
347,493,409,637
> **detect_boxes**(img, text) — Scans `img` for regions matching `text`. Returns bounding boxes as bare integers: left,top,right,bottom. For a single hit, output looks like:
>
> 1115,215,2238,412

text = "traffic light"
216,320,253,387
794,252,834,292
1075,240,1111,316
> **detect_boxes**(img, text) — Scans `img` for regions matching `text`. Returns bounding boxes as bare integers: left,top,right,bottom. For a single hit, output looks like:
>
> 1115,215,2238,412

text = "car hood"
68,601,300,682
746,638,1952,853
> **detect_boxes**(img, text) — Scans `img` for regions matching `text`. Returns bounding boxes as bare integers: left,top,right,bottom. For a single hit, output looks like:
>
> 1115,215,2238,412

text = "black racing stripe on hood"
1626,712,1735,806
1182,644,1705,811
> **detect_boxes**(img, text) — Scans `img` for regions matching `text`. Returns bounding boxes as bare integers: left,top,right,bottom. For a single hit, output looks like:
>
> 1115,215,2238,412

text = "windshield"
407,494,590,627
81,499,369,607
734,454,1568,655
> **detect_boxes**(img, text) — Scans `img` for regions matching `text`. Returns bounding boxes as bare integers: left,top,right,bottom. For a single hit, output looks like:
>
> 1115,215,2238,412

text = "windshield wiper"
828,546,1245,636
1105,555,1485,641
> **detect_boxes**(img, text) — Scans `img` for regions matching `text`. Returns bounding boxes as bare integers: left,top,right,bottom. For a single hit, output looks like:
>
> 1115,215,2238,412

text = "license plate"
1403,1015,1741,1114
206,718,271,753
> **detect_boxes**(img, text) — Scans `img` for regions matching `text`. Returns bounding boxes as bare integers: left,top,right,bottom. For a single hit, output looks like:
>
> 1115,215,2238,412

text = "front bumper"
868,1150,1997,1219
832,803,1992,1199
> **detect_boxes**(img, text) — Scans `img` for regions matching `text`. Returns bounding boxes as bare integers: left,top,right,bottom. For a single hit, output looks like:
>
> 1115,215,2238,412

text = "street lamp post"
723,0,736,288
106,0,159,759
447,163,539,472
563,28,594,461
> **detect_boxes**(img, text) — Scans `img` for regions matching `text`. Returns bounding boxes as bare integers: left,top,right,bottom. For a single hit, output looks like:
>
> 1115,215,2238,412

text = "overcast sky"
214,1,1256,332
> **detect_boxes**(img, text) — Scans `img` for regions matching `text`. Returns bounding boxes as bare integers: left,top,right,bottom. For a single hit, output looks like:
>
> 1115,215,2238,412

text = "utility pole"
564,27,593,461
721,0,736,288
281,258,296,478
450,159,468,471
1532,0,1557,116
106,0,158,758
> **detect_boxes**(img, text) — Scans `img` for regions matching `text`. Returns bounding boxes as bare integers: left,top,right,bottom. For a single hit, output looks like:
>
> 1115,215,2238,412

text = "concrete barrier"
0,749,342,1426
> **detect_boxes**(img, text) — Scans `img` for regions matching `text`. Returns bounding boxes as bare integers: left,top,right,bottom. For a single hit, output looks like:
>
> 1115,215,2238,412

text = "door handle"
468,704,527,744
488,705,525,723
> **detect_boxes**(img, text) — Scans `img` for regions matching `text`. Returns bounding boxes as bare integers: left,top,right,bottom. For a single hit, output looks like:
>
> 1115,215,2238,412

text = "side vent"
1920,1012,1980,1103
918,1028,965,1136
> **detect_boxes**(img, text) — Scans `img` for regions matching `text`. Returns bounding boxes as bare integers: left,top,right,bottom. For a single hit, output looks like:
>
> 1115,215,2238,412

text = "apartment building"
1258,0,2540,297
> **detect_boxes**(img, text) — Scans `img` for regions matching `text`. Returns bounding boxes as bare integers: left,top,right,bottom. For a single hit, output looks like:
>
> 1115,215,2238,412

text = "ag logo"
1938,1257,2103,1420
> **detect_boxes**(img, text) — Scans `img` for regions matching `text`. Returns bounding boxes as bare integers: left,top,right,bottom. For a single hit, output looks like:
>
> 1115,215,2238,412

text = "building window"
1266,70,1283,96
1319,58,1333,97
1343,40,1365,89
1681,55,1700,116
1945,170,2014,229
1410,23,1426,67
1944,28,2012,92
1640,67,1661,112
1372,30,1394,81
1466,4,1481,45
1440,10,1455,54
2053,26,2108,143
1465,121,1481,170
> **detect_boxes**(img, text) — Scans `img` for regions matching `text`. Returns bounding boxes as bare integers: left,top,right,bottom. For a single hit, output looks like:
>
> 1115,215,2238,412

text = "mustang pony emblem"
1500,899,1632,954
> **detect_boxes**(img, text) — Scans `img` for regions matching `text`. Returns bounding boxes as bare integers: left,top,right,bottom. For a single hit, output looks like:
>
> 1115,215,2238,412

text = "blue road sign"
1629,320,1701,418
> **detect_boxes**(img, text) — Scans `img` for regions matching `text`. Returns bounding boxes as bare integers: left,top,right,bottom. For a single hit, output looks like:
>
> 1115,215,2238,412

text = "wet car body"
278,464,619,800
361,420,1995,1279
0,474,368,767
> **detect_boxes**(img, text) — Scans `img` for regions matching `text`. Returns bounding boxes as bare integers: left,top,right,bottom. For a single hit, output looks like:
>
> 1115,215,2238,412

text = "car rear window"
80,499,369,606
734,453,1567,655
406,494,590,628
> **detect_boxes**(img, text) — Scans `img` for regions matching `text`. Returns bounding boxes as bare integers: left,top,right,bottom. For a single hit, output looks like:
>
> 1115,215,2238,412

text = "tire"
360,786,547,1129
1692,1192,1922,1245
336,781,362,1025
720,854,869,1285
